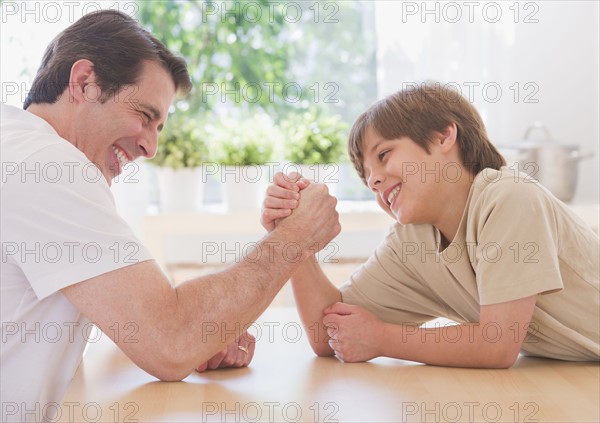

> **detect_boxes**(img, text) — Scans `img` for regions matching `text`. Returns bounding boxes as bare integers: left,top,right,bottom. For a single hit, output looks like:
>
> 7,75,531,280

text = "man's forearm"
291,258,341,356
60,182,340,381
170,226,315,368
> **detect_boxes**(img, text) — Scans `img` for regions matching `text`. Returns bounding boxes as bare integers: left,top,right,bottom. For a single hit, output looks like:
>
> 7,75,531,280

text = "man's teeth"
387,185,401,205
112,145,129,168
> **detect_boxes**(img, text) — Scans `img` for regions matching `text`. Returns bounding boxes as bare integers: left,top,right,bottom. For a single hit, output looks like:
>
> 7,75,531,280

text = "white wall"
3,1,596,267
375,0,599,204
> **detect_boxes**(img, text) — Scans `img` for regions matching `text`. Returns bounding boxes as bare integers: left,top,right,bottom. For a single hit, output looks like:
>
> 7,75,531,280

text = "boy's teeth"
388,185,401,205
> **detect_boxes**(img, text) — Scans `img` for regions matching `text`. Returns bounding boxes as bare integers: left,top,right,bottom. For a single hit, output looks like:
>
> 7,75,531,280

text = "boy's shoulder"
465,166,563,235
471,166,553,207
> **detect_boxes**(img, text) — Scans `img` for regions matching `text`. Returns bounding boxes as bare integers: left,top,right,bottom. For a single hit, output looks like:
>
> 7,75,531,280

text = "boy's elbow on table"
493,352,520,369
483,344,522,369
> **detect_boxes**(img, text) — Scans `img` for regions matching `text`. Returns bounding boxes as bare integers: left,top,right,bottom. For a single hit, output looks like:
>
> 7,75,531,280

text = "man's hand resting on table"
196,332,256,372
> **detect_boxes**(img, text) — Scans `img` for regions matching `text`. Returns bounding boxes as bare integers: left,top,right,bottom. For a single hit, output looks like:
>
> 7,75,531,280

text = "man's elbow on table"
149,366,192,383
130,345,198,382
106,311,207,382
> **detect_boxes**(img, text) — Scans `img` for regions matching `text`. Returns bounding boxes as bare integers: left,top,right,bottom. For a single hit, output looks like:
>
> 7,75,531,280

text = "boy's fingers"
275,172,301,190
266,184,300,200
263,197,298,210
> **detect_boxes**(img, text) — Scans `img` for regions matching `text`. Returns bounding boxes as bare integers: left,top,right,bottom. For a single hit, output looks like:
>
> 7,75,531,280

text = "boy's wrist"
291,256,320,278
379,322,392,358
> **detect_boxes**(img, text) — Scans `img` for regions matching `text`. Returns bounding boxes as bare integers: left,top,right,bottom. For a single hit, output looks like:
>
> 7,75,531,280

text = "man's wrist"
272,222,319,261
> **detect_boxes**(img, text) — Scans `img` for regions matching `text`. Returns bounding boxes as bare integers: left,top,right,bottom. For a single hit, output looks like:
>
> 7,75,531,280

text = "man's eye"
142,112,151,122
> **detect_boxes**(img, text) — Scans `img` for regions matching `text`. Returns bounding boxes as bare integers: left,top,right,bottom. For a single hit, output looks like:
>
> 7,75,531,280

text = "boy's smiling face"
361,126,456,225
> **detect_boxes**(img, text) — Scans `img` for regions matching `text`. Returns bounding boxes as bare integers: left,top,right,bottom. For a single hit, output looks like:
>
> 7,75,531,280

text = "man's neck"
27,102,73,144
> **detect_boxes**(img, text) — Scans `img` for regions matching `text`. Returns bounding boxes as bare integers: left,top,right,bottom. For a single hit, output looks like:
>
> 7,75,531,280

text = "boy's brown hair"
348,82,506,184
24,9,192,109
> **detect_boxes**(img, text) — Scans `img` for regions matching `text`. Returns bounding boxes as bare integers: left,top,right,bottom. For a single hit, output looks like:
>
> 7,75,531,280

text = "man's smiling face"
72,60,175,185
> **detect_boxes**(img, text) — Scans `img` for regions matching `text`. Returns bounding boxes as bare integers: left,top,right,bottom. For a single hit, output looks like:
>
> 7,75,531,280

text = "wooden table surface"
59,308,599,423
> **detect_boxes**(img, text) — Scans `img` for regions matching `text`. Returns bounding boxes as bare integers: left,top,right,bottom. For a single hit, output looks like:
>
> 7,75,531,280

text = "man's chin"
103,169,120,186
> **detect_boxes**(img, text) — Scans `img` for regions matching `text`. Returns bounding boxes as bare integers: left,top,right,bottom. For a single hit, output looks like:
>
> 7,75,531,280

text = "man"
1,10,340,421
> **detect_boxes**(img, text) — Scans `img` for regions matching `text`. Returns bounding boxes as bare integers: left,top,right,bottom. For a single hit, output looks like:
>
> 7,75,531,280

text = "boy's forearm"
291,258,341,356
381,322,520,368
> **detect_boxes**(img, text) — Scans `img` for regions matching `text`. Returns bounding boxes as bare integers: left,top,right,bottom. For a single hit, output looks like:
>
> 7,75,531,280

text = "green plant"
150,116,209,169
208,113,279,166
138,0,291,116
138,1,376,123
281,109,348,164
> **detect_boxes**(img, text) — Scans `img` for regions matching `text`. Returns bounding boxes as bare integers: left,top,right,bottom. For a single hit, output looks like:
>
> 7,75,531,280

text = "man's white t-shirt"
1,104,152,422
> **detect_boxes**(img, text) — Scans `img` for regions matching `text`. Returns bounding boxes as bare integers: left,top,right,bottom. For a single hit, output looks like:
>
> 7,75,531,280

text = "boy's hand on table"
323,303,386,363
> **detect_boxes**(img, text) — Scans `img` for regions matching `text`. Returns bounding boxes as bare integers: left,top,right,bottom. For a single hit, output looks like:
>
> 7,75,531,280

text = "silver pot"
498,122,593,202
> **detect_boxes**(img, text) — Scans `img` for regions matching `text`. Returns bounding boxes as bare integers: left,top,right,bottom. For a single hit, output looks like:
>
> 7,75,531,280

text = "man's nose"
138,130,158,159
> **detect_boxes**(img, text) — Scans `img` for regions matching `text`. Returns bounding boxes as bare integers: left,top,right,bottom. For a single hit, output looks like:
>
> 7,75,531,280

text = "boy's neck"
433,170,474,246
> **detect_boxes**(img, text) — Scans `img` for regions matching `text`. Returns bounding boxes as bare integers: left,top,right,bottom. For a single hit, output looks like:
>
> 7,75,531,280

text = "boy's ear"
438,123,458,153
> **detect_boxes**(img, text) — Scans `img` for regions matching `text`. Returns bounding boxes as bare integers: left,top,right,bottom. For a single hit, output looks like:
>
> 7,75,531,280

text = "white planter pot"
220,165,267,211
285,163,341,196
156,167,204,213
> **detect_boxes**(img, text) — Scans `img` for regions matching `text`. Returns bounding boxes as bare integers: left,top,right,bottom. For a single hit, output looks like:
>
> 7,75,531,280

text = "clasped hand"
196,331,256,372
261,172,385,362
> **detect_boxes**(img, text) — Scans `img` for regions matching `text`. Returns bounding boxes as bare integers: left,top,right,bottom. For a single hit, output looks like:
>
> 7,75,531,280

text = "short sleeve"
1,144,153,300
470,179,563,305
340,225,443,326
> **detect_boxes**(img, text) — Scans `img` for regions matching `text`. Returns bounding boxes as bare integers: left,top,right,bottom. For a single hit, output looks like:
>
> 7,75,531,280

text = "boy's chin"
378,204,397,221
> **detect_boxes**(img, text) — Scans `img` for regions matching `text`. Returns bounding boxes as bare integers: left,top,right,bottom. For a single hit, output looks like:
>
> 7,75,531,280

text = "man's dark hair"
24,9,192,109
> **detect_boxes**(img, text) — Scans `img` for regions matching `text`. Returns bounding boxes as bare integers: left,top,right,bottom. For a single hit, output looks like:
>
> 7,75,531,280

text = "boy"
261,82,599,367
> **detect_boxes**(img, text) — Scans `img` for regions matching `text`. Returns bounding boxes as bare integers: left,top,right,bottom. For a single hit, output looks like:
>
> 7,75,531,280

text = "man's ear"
68,59,100,105
438,123,458,153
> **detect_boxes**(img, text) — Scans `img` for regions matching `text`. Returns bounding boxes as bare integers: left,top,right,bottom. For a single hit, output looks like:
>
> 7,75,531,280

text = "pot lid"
510,121,578,149
523,121,556,143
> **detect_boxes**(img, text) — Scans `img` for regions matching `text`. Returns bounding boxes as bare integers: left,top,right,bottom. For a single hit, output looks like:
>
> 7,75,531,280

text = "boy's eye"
378,150,388,161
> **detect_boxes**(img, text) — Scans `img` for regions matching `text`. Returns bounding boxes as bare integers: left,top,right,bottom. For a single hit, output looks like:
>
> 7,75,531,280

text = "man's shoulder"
2,105,84,164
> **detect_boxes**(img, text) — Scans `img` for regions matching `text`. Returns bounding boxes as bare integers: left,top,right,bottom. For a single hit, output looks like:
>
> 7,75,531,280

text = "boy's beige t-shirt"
340,167,599,361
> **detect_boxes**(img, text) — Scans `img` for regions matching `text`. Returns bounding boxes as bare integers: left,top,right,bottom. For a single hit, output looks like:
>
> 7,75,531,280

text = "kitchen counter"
144,203,599,271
